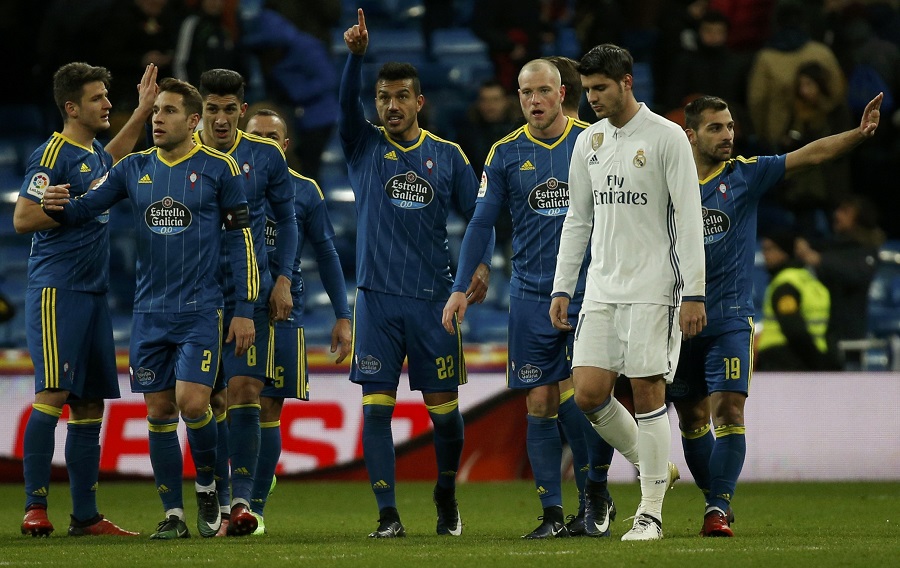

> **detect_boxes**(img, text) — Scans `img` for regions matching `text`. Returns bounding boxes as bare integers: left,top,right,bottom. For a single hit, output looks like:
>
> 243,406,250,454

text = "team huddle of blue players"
15,5,882,543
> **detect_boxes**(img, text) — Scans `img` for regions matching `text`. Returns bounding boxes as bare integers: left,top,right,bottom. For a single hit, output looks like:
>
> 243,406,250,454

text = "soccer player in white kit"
550,44,707,541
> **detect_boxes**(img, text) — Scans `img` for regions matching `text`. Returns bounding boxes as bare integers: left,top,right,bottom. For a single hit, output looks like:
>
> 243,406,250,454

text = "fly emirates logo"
593,174,648,205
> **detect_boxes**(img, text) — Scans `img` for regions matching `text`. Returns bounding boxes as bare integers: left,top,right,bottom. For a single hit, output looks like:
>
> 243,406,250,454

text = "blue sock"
557,394,590,508
148,417,183,511
708,425,747,513
526,414,562,509
66,419,101,522
23,405,61,509
251,421,281,515
427,400,464,491
681,423,714,495
228,405,260,504
183,406,217,487
214,412,230,509
362,395,396,511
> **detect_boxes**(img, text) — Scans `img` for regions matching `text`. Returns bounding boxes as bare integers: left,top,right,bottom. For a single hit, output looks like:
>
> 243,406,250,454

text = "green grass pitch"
1,480,898,567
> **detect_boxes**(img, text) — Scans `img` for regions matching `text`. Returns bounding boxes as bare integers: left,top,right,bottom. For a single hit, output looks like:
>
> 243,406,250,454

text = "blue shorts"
129,309,223,393
220,303,274,383
667,317,753,403
350,289,466,394
507,296,575,389
262,324,309,400
25,288,119,400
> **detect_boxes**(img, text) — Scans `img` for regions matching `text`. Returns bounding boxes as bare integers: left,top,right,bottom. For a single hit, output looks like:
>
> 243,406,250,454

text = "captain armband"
222,204,250,231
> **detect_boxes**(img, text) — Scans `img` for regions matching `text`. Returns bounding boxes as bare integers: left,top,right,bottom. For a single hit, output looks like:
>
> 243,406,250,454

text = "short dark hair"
577,44,633,82
544,56,581,112
52,62,112,120
251,108,282,120
684,95,729,131
376,62,421,96
158,77,203,117
198,68,246,102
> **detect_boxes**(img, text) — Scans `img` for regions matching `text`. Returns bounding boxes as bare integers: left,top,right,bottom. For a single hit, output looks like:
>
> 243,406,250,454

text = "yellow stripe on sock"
185,407,214,429
559,388,575,404
228,403,262,411
148,419,179,433
68,417,103,426
682,423,711,439
32,404,63,418
714,424,746,437
426,399,458,414
260,420,281,429
362,394,396,407
215,412,227,423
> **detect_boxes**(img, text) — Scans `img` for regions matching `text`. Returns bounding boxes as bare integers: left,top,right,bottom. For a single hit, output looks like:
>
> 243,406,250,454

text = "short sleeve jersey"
19,133,113,293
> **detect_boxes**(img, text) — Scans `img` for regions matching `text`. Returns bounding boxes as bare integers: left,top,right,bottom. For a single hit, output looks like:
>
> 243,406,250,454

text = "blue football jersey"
19,133,113,292
339,54,482,301
195,130,296,317
700,155,785,321
453,118,590,301
266,169,343,322
60,144,258,313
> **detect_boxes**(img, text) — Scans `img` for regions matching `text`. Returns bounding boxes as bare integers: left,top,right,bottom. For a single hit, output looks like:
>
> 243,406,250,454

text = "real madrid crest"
633,149,646,168
591,132,604,150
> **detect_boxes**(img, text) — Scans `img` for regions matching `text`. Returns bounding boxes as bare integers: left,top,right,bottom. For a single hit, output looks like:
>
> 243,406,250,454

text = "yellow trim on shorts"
297,327,307,399
41,288,59,389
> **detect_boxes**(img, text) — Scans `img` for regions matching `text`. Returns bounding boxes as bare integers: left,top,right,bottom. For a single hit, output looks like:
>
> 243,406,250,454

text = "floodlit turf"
1,480,898,567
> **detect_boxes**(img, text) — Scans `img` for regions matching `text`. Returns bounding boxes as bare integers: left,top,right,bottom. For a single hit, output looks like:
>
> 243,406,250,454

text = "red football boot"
68,515,140,536
21,507,54,537
701,509,735,537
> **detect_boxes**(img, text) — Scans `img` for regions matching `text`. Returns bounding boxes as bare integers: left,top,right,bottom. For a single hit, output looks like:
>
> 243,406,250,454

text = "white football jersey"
553,104,705,305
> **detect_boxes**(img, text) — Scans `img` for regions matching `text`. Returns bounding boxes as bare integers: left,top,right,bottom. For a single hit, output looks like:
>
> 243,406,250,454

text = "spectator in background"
173,0,241,86
241,7,338,179
756,230,839,371
708,0,776,52
748,0,845,154
664,10,750,125
454,79,522,261
778,61,853,234
472,0,554,92
454,80,523,174
795,195,885,359
96,0,183,136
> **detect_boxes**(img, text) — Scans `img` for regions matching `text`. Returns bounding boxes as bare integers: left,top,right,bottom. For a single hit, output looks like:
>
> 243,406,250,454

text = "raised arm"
105,64,158,162
339,8,370,145
784,93,882,172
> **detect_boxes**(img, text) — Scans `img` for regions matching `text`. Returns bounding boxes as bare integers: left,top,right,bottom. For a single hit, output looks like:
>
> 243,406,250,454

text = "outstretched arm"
784,93,882,172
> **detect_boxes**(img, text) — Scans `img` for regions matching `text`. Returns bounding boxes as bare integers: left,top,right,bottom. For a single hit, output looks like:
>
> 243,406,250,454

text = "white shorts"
571,301,681,382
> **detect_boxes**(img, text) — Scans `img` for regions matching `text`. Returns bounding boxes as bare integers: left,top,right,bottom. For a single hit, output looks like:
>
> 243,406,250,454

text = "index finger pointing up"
358,8,366,32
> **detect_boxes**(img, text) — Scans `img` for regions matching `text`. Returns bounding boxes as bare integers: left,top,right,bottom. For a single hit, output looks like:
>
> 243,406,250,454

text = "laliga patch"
528,178,569,216
478,171,488,198
27,172,50,198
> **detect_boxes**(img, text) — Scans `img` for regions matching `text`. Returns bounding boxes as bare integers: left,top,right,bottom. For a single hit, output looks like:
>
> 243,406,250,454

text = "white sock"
583,397,639,466
164,508,185,520
635,406,670,521
195,481,215,493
